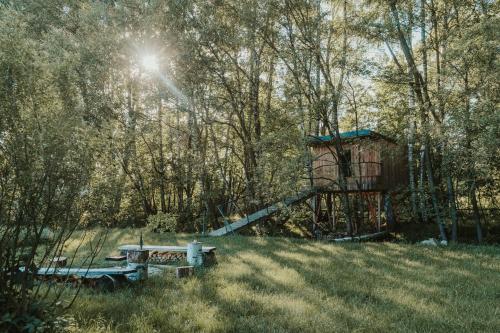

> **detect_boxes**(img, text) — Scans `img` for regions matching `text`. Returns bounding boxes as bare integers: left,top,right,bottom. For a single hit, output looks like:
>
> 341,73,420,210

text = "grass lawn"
60,229,499,332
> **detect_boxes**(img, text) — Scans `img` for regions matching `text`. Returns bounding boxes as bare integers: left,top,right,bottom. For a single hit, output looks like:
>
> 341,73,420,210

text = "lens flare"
141,54,159,72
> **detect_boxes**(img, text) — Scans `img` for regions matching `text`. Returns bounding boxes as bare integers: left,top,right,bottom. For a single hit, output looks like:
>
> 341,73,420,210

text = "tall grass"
60,229,499,332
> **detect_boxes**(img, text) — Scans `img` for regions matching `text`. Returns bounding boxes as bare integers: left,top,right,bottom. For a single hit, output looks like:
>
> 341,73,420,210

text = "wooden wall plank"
311,137,406,191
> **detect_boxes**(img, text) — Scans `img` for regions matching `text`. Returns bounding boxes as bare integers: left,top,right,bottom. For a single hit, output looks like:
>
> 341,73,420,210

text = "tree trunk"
420,0,428,86
446,175,459,242
469,181,483,243
463,70,483,243
424,146,447,241
158,92,167,213
418,145,428,223
408,97,418,220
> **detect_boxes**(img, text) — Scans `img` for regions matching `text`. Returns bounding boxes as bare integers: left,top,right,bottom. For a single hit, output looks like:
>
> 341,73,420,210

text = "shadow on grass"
67,230,500,333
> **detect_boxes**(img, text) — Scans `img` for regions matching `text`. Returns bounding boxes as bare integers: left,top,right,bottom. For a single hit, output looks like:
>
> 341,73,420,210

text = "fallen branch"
330,231,388,243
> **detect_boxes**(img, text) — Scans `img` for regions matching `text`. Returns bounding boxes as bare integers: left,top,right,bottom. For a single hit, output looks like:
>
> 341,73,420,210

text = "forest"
0,0,498,332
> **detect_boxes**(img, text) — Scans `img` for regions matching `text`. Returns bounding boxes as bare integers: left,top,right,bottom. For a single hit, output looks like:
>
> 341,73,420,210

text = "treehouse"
209,129,407,237
309,129,407,193
306,129,408,235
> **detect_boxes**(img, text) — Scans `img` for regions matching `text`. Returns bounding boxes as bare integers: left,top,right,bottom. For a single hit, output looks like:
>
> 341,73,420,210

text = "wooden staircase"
208,190,315,236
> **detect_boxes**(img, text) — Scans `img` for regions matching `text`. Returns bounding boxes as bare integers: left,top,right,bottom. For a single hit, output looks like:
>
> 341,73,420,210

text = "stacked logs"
148,251,186,264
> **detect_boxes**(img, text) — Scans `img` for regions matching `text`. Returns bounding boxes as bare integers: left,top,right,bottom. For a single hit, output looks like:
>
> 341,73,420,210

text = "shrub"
147,212,178,233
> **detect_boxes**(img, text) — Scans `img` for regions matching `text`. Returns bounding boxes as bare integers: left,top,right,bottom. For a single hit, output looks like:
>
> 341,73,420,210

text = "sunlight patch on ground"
59,230,500,332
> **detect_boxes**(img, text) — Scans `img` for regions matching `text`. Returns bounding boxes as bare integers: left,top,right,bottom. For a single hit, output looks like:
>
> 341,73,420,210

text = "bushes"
147,212,178,233
1,298,56,333
0,9,101,331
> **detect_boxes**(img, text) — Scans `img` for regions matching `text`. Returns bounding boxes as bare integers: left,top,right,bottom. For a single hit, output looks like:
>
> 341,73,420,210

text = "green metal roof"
309,129,395,145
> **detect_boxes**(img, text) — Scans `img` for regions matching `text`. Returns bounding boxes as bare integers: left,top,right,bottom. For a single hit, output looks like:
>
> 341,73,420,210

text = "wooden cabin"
310,130,407,193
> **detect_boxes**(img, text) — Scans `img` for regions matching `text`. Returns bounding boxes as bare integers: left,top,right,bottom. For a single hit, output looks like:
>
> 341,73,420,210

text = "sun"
141,54,159,72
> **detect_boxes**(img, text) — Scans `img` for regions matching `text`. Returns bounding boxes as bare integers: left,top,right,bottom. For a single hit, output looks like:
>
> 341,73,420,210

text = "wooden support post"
345,193,353,236
316,194,322,226
176,266,194,279
352,193,359,235
310,195,317,231
358,193,364,230
326,193,333,231
384,193,396,231
377,192,382,232
368,194,373,225
332,194,336,230
311,194,322,237
126,249,149,281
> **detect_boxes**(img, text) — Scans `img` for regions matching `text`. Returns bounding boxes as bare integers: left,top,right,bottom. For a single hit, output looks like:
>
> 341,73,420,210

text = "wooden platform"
31,267,137,291
118,245,216,253
118,245,217,266
35,267,137,277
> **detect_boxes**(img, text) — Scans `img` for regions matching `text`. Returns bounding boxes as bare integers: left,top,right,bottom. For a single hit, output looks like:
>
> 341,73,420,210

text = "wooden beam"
176,266,194,279
326,193,333,230
331,231,388,242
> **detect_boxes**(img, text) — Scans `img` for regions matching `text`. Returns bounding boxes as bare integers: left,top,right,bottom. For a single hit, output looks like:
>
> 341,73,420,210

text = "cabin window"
339,150,352,177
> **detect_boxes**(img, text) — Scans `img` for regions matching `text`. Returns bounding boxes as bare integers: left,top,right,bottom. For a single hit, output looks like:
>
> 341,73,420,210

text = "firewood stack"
148,251,186,264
